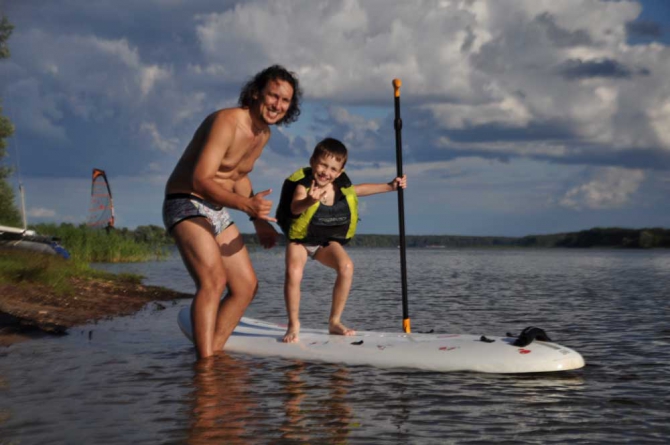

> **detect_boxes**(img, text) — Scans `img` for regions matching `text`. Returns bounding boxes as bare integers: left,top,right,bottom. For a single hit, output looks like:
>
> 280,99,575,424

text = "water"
2,248,670,444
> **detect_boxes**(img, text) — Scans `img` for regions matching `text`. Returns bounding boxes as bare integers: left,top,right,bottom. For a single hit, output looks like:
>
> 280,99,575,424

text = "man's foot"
283,323,300,343
329,321,356,336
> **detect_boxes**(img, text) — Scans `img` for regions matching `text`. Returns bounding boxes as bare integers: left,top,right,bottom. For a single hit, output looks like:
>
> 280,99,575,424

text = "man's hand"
253,219,279,249
249,189,277,222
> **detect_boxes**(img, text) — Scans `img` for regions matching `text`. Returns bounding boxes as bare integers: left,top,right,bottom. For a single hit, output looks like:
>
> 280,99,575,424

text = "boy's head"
310,138,348,170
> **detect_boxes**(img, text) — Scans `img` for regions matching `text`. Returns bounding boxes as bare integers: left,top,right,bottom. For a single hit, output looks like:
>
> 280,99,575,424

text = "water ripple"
2,248,670,443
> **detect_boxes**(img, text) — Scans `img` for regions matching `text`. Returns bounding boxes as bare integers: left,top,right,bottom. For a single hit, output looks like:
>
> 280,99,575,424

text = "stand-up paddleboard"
177,307,584,373
177,80,585,374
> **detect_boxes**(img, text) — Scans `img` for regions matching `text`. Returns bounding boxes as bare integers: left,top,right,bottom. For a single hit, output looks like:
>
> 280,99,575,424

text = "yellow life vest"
276,167,358,245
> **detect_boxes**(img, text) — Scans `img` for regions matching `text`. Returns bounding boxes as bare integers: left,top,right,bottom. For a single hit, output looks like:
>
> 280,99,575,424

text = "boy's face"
310,154,344,187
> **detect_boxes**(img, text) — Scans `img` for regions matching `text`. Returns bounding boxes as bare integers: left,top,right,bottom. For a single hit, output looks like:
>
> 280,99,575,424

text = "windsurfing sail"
87,168,115,229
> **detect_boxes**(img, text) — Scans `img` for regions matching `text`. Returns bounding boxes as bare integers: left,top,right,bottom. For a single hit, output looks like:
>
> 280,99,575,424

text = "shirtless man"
163,65,302,359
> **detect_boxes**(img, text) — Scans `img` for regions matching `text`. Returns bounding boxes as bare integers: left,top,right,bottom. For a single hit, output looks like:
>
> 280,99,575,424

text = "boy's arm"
290,182,324,215
354,175,407,197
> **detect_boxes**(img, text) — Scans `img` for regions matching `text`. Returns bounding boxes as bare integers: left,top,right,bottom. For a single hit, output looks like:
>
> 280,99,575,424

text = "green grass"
32,223,170,263
0,248,142,295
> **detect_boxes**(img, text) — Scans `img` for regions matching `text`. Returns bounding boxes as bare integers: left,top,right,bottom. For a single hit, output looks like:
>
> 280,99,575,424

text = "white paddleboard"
177,307,584,373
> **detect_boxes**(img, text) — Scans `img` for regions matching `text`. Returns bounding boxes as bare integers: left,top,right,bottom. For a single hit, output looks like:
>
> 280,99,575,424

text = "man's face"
256,79,294,126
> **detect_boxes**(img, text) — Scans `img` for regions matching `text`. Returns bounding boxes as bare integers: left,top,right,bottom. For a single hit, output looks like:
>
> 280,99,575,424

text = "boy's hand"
390,175,407,191
308,180,327,203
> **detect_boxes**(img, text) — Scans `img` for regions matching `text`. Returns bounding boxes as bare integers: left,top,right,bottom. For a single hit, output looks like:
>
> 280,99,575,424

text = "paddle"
393,78,410,334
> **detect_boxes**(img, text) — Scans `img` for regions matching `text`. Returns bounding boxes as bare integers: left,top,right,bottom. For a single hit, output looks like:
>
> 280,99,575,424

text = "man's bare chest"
220,136,266,174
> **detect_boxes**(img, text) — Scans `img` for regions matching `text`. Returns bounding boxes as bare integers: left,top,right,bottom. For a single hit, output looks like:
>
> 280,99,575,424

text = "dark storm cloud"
10,109,161,179
1,0,253,179
546,147,670,171
4,0,238,56
626,20,663,38
534,13,593,48
311,103,670,174
557,58,650,79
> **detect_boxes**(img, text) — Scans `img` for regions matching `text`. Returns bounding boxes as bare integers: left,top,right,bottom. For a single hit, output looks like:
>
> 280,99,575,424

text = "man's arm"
190,111,273,220
234,176,278,248
354,175,407,197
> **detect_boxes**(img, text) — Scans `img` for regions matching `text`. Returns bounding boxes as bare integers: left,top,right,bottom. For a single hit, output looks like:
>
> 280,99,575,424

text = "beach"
0,276,190,346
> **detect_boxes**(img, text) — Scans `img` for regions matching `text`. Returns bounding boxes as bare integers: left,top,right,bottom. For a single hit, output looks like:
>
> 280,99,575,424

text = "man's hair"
238,65,302,126
311,138,348,168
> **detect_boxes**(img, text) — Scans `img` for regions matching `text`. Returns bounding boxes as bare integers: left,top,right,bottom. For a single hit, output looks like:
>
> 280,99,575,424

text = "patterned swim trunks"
162,193,234,236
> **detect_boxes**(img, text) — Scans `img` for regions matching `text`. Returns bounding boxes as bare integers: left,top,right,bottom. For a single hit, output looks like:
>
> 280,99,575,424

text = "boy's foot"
283,325,300,343
329,321,356,336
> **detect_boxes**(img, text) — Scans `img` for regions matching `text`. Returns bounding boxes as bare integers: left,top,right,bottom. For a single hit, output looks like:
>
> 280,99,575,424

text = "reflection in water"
320,366,354,442
187,356,356,444
187,355,258,445
280,362,309,442
280,362,354,443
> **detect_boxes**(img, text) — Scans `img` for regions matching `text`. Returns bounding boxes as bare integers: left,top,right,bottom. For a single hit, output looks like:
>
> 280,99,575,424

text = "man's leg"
171,218,227,359
283,243,308,343
212,223,259,351
314,243,356,336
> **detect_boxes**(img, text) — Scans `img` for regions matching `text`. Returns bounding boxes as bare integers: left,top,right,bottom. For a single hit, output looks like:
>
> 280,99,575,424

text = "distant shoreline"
242,227,670,249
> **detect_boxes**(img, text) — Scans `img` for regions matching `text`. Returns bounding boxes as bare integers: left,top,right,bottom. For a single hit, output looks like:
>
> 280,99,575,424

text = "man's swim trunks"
162,193,234,236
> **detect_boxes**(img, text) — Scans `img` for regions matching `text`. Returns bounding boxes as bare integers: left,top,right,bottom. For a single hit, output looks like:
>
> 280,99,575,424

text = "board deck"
178,307,585,373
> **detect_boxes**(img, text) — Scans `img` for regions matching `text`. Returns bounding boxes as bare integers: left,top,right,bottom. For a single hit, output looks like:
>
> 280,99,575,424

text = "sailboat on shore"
0,182,69,258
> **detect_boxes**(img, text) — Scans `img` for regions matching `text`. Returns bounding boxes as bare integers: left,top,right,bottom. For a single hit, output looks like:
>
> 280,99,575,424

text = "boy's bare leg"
212,223,258,351
315,243,356,336
171,218,227,359
283,243,308,343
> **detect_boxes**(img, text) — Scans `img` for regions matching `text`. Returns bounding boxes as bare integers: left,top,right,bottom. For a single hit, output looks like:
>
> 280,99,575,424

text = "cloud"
626,19,663,39
27,207,57,218
2,0,670,235
559,167,646,210
557,58,649,79
6,0,670,177
140,122,180,153
189,0,670,166
4,78,68,142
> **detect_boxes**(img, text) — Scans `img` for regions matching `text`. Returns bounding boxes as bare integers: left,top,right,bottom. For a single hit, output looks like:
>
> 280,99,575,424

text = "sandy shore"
0,277,191,347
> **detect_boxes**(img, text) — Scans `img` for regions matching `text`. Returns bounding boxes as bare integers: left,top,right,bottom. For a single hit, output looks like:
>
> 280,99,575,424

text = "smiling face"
310,154,345,187
254,79,294,126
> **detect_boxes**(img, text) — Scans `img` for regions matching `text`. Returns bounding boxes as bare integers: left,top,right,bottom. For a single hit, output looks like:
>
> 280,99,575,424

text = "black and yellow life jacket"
275,167,358,245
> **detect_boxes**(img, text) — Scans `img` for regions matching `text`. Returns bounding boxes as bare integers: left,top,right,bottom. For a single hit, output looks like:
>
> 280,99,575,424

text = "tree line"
241,227,670,249
0,15,21,227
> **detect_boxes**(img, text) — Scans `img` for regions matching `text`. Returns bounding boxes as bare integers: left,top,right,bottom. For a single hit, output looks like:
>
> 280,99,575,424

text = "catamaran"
0,181,69,258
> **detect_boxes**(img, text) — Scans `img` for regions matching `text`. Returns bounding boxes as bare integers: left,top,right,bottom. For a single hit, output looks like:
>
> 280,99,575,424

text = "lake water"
1,248,669,444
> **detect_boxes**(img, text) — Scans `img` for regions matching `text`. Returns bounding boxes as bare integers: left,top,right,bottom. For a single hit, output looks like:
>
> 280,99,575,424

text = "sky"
1,0,670,237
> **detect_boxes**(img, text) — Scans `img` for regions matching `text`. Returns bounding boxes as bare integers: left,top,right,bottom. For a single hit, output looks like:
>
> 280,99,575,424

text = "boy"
276,138,407,343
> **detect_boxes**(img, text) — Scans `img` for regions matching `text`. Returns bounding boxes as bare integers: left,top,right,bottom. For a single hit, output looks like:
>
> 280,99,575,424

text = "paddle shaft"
393,79,410,334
